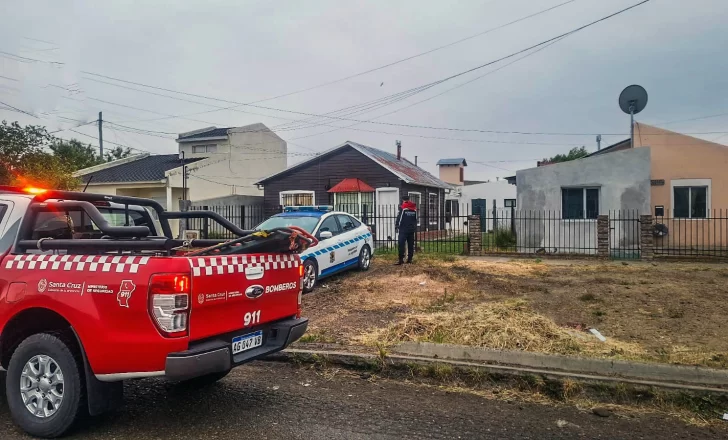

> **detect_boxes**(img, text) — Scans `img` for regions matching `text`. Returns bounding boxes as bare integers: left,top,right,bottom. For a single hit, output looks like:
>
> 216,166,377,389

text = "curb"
393,342,728,388
267,348,728,394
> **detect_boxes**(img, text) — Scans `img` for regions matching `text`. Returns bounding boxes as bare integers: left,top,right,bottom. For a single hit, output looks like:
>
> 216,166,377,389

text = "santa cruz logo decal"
117,280,136,308
37,279,48,293
198,293,205,304
245,285,265,299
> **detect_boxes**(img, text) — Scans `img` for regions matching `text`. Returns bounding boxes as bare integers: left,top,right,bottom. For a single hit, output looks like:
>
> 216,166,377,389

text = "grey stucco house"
515,147,651,254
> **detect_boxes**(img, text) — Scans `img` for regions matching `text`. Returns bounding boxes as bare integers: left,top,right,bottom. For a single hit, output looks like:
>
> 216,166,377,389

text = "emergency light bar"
283,205,333,212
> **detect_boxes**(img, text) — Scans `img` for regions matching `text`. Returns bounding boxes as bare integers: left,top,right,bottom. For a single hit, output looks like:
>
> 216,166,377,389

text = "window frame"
428,192,439,226
504,199,516,208
316,214,342,238
279,190,315,207
192,144,217,154
561,187,600,220
671,179,710,219
407,192,422,226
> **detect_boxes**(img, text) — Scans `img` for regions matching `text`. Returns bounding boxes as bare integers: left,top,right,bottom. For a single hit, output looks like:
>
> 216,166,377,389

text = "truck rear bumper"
164,317,308,382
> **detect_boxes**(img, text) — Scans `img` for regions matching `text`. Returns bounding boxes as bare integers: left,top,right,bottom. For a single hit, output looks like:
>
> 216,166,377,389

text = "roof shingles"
177,127,230,140
80,154,205,183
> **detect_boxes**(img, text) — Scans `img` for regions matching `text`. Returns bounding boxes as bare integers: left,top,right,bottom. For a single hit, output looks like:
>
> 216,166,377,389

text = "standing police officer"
395,195,417,265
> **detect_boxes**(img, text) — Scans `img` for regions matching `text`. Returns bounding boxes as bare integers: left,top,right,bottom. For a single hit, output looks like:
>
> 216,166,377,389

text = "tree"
542,146,589,164
0,120,80,190
50,139,104,171
104,145,133,162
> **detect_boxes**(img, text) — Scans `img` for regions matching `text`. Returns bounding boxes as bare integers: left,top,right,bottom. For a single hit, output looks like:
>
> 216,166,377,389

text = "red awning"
327,178,375,193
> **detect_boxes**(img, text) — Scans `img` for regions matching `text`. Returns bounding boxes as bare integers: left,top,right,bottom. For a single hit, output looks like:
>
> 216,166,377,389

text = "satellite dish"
619,85,648,115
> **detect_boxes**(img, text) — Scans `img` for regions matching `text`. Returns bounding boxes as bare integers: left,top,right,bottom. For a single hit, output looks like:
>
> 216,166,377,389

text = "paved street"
1,361,725,439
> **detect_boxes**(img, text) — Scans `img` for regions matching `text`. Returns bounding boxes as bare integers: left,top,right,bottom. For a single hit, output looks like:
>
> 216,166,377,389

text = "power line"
238,0,580,105
0,50,64,65
0,75,19,82
79,1,651,134
0,100,38,118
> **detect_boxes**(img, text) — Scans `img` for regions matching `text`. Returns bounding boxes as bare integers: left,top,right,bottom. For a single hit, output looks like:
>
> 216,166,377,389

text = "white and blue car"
255,206,373,292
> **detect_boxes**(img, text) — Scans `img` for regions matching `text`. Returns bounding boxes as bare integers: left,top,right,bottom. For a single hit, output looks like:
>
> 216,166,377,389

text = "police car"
255,206,373,292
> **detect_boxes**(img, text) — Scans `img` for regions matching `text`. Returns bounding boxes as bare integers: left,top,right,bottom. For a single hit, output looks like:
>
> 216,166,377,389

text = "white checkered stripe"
4,254,151,273
188,254,300,277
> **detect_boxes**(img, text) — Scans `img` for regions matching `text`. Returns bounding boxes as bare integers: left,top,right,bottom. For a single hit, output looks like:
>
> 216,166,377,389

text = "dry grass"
300,254,728,368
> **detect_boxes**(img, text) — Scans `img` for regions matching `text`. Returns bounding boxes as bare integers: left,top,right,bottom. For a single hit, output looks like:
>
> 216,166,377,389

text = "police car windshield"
256,215,320,233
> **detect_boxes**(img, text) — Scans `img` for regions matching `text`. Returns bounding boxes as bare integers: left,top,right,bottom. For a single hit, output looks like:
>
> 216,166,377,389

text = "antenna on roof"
619,85,648,149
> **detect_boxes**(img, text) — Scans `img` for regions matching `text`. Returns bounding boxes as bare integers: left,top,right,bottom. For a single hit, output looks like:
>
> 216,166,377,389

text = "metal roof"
436,158,467,166
327,178,375,193
79,154,205,184
177,127,231,140
256,141,451,189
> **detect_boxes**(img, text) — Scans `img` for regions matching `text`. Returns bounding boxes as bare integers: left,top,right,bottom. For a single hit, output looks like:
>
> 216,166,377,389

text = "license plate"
232,330,263,355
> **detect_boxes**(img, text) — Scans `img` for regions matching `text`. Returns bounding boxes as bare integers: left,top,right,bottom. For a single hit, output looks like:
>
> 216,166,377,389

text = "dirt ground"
300,254,728,369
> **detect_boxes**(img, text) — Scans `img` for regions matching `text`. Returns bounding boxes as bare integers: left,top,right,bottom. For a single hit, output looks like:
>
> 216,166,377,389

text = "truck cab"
0,186,310,438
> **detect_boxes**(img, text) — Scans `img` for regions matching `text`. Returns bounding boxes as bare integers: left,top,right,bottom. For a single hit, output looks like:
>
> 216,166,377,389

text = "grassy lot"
300,254,728,369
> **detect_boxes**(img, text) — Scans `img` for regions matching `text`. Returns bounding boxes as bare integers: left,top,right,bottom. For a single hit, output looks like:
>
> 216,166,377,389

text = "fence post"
240,205,246,229
202,205,209,239
597,214,609,259
467,215,482,256
640,214,654,260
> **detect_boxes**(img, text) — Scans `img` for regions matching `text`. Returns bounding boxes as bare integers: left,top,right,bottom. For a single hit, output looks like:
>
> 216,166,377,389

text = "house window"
504,199,516,208
192,144,217,154
279,191,315,207
408,192,421,226
445,200,460,217
428,193,439,225
674,186,707,218
333,192,374,221
562,188,599,219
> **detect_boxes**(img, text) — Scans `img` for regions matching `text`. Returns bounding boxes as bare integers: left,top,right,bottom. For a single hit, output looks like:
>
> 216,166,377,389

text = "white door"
375,188,400,246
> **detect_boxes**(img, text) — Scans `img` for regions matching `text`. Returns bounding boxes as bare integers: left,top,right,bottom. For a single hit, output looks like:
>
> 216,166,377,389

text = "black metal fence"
609,210,641,260
653,209,728,258
335,203,470,254
476,209,599,255
186,205,267,239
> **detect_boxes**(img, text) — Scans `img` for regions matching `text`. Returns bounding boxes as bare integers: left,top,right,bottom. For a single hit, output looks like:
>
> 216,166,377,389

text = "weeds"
579,293,597,302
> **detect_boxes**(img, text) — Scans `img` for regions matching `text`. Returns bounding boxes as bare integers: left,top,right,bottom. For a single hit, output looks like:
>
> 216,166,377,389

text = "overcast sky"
1,0,727,182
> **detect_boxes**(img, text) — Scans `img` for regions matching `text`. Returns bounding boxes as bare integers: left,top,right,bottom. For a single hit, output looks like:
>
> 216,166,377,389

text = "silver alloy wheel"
20,355,64,418
304,263,316,290
360,247,371,269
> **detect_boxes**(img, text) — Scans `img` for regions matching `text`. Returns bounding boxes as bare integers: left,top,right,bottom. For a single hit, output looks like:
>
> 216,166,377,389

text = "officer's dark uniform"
395,198,417,264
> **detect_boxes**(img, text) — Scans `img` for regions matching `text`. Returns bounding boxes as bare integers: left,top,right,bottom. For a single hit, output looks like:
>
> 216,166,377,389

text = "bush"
493,228,517,248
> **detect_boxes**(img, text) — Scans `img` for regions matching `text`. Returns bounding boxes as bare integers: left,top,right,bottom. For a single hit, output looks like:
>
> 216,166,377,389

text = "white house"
437,158,517,231
74,123,287,210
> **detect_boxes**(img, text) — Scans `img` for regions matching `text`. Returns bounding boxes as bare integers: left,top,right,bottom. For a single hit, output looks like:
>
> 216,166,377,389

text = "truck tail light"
148,273,190,337
297,263,303,317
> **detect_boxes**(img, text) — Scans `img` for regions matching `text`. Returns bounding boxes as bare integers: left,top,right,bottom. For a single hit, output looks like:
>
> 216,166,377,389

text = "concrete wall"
633,123,728,249
439,165,463,186
174,124,287,201
515,148,651,254
445,181,517,231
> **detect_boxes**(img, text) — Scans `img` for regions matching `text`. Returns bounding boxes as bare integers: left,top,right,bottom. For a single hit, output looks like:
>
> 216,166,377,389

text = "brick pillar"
467,215,482,255
640,214,654,260
597,215,609,259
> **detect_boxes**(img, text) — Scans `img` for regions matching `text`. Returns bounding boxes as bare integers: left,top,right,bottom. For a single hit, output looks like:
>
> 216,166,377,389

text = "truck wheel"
6,333,84,439
178,370,231,388
358,245,371,271
303,259,317,293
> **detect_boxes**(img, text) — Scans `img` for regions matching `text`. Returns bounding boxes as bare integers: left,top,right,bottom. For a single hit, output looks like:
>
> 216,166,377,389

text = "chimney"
415,155,418,166
396,140,401,160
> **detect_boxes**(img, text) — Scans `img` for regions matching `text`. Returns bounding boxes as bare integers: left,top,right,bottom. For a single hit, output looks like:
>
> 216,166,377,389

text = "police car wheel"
303,259,317,293
6,333,84,439
358,245,371,271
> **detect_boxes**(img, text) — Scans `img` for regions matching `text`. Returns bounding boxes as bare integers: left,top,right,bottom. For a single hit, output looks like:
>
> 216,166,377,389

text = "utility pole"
98,111,104,158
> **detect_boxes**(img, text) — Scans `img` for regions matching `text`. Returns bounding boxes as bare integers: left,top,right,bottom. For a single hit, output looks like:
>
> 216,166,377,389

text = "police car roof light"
283,205,333,213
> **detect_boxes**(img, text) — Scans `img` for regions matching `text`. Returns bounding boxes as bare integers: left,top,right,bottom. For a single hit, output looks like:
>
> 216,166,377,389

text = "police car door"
336,214,361,264
315,215,342,274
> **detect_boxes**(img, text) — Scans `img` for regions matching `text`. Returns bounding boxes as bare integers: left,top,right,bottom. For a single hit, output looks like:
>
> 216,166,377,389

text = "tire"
177,370,231,388
302,259,318,293
358,245,372,271
6,333,85,439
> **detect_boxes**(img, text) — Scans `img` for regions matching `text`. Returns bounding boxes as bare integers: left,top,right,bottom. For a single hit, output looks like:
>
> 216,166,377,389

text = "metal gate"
609,210,641,259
